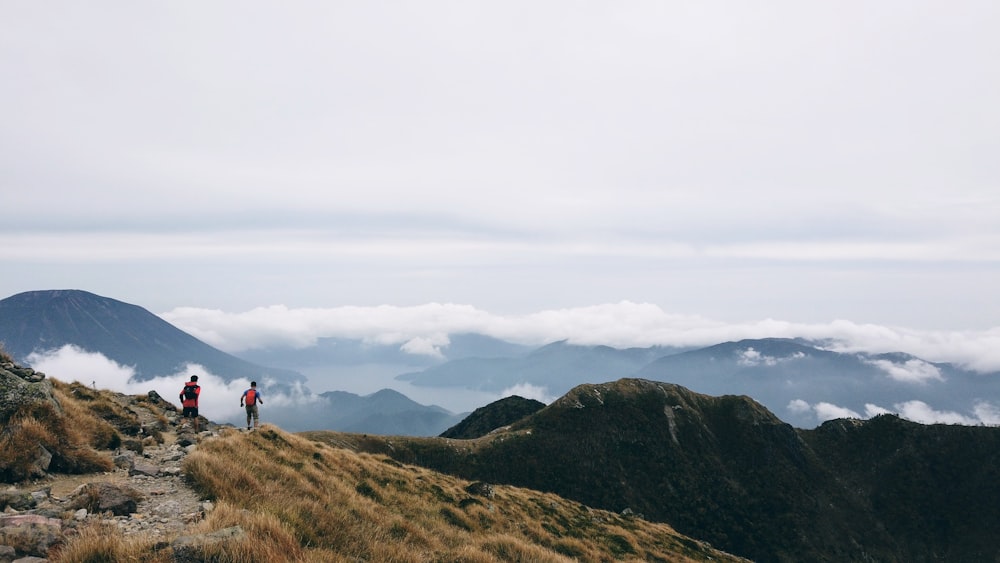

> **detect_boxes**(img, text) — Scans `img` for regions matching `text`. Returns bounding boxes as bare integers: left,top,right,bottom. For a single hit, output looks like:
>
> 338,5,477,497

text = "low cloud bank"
788,398,1000,426
24,345,545,421
161,302,1000,372
26,345,319,426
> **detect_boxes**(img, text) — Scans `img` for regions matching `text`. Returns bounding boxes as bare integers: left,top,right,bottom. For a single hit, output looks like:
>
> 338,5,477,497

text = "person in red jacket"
179,375,201,432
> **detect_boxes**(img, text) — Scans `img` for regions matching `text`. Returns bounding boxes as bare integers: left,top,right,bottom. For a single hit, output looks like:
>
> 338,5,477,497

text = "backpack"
245,389,257,405
183,384,199,401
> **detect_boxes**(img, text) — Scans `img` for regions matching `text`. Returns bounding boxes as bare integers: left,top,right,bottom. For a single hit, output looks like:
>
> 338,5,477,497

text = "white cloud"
865,358,944,384
792,398,1000,427
2,3,999,374
24,345,328,427
813,402,863,422
500,383,555,405
738,348,806,367
160,303,1000,374
400,335,451,359
787,399,812,415
892,401,980,426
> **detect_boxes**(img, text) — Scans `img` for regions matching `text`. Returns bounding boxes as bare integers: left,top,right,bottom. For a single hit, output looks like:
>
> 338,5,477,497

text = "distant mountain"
400,336,1000,428
635,337,998,427
439,395,545,439
238,332,533,370
264,388,466,436
397,340,686,393
334,378,1000,563
0,290,467,436
0,290,304,384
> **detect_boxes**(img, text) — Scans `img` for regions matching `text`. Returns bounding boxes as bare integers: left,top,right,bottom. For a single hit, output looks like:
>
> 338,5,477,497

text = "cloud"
500,383,555,405
865,358,944,384
160,302,1000,373
738,348,806,367
813,402,863,422
787,399,812,416
890,401,980,426
790,397,1000,426
25,345,328,427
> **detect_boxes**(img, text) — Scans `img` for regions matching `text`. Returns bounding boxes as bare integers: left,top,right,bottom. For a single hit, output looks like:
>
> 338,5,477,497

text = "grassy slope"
1,370,745,562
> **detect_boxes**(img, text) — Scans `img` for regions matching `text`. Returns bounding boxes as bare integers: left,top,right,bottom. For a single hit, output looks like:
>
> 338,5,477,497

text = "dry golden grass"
51,521,169,563
172,425,746,562
32,380,746,562
0,399,114,481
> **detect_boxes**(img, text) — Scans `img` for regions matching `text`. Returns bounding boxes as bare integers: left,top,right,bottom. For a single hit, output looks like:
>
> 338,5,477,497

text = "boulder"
0,365,61,425
170,525,245,563
69,482,141,516
0,514,63,558
0,491,34,512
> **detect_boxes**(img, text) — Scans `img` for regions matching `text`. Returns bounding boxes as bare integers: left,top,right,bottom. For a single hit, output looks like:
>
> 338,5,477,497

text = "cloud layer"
161,301,1000,372
1,2,998,331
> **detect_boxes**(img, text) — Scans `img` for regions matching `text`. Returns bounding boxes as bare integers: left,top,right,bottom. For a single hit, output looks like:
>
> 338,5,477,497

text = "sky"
2,3,1000,376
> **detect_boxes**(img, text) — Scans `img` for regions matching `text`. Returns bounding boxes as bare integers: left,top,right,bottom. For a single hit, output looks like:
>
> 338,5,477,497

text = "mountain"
635,337,998,427
0,289,304,384
399,336,1000,428
238,332,533,370
397,340,685,393
1,361,747,562
321,378,1000,563
439,395,545,439
0,290,466,436
308,389,468,436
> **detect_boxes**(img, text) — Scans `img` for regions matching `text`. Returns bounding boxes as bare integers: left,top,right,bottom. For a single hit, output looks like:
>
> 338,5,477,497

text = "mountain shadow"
0,289,304,384
316,378,1000,562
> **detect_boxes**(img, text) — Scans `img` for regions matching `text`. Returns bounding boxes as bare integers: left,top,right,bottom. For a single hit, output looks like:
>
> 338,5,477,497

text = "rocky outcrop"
169,525,245,563
0,358,224,560
0,362,58,424
0,432,215,560
0,514,63,559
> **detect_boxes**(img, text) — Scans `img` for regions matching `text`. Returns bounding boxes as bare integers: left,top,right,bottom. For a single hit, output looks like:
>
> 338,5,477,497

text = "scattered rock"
465,482,495,498
0,514,63,557
0,492,35,512
170,525,245,563
129,461,161,478
69,482,141,517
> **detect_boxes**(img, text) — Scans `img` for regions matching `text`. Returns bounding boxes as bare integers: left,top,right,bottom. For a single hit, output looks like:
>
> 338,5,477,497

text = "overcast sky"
2,3,999,369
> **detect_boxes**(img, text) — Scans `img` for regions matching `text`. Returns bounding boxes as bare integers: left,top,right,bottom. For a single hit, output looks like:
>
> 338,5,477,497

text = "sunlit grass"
9,373,745,562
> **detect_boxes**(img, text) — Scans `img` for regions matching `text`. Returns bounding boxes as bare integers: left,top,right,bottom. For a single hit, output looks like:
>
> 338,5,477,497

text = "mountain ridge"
316,377,1000,562
0,289,304,384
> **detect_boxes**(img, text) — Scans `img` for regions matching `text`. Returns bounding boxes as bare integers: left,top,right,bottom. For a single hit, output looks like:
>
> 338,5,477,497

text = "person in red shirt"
179,375,201,432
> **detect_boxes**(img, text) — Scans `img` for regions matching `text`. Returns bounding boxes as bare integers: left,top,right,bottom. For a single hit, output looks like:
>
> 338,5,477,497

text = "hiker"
241,380,264,430
179,375,201,432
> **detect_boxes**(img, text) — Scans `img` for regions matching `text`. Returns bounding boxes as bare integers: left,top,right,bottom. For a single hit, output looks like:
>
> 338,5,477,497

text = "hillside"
311,378,1000,563
440,395,546,439
0,354,746,562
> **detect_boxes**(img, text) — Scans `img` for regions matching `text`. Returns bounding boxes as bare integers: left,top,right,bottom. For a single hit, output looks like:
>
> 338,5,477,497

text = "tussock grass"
174,425,745,562
0,399,114,481
35,380,744,562
51,521,168,563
